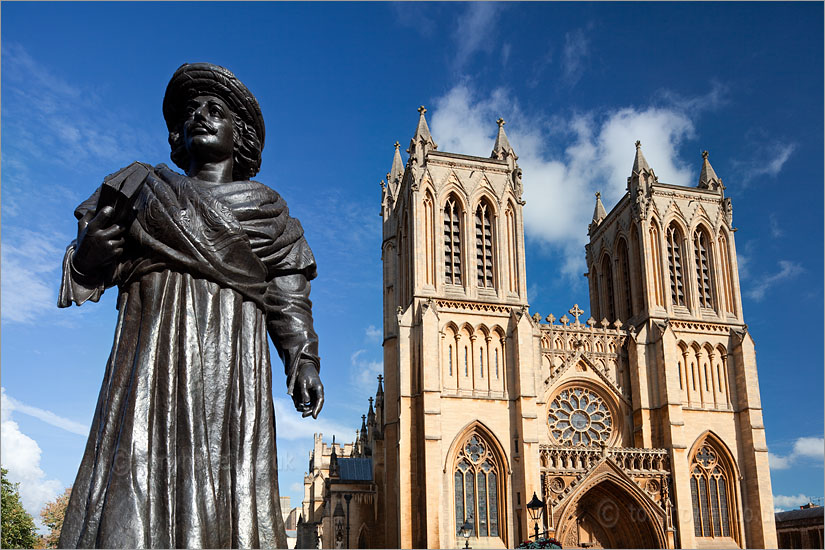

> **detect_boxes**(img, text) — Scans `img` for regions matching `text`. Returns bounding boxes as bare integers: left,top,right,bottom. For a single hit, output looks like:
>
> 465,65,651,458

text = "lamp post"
333,500,345,548
459,518,473,549
526,492,546,541
344,493,352,549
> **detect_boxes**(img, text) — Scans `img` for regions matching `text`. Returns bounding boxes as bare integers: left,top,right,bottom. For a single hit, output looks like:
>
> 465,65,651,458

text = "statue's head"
163,63,265,180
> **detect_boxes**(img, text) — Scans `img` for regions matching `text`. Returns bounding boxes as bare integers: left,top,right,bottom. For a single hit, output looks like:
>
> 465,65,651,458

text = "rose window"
548,387,613,445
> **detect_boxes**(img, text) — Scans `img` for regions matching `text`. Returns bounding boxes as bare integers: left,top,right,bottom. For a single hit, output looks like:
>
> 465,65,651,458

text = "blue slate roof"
338,458,373,481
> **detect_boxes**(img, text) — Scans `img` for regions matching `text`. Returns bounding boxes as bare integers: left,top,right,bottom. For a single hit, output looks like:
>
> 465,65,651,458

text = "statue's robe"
58,164,318,549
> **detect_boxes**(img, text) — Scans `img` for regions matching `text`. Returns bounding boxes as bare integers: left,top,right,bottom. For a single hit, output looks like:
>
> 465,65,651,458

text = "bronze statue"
57,63,324,548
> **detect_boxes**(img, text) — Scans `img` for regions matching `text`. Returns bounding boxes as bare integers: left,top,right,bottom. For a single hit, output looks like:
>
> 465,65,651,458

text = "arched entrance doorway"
555,479,665,549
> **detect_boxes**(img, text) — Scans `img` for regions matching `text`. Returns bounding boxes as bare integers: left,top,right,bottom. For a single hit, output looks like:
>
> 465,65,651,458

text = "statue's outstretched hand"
73,206,126,277
293,363,324,419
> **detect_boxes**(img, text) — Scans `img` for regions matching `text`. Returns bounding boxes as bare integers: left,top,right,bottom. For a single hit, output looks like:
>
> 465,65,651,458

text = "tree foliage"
36,487,71,549
1,467,38,549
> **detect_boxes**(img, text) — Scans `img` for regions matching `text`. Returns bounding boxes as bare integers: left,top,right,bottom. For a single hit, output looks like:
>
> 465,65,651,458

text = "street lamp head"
527,492,545,521
461,519,473,539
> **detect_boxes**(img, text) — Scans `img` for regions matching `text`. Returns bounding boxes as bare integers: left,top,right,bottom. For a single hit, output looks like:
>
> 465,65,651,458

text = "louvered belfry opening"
694,230,714,308
667,224,686,306
444,198,462,285
475,203,494,288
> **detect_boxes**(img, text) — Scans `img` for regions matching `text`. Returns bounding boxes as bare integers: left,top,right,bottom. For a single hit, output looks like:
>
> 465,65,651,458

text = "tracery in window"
444,198,462,285
547,387,613,446
453,433,502,538
475,202,495,288
666,224,686,306
690,441,735,540
694,229,714,308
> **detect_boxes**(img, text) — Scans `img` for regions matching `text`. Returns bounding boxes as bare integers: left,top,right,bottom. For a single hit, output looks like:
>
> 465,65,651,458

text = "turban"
163,63,265,149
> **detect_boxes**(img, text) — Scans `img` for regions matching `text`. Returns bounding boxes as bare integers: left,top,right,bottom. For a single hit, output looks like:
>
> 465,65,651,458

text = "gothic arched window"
690,441,736,540
475,202,495,288
693,228,714,309
444,198,463,285
423,191,436,287
617,238,633,320
454,433,502,538
666,224,686,306
600,255,615,321
649,221,664,307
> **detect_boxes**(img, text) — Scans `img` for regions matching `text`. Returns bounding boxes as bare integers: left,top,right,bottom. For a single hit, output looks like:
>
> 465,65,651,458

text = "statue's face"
182,95,234,163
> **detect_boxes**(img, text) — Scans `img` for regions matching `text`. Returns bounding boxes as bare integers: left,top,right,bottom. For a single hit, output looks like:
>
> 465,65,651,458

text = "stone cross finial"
559,314,570,326
418,105,427,115
586,317,596,328
497,117,506,127
635,140,642,149
569,304,584,325
702,150,709,159
377,374,383,384
545,313,556,324
595,191,601,199
368,397,373,406
394,141,400,150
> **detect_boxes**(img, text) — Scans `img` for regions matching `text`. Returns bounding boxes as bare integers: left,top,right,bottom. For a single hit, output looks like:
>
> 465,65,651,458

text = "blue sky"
1,1,822,528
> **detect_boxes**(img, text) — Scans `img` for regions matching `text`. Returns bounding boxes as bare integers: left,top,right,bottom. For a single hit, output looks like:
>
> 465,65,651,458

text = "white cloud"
793,437,824,459
774,493,814,511
768,214,784,239
365,325,382,342
745,260,804,301
349,349,384,396
769,436,824,471
735,141,796,184
561,28,590,86
273,397,352,442
1,388,87,435
428,83,698,278
453,3,504,70
1,229,65,324
1,391,64,522
769,452,792,470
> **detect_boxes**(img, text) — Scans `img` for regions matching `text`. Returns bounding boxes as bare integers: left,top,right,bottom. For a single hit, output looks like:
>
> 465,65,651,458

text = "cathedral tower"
585,143,776,548
381,109,536,548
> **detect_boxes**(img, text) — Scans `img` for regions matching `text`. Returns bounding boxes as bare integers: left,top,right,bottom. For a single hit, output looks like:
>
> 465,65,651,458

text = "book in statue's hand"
96,161,152,223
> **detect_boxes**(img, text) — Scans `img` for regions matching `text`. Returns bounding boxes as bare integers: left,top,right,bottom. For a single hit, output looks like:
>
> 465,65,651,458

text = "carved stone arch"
442,188,469,216
554,460,668,549
459,322,475,337
356,523,369,549
472,192,500,217
663,201,689,232
475,323,491,338
689,203,713,230
445,421,510,543
444,420,510,474
443,321,460,335
689,430,740,480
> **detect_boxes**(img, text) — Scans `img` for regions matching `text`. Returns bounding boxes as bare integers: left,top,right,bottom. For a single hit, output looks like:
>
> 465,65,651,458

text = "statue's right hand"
73,206,126,276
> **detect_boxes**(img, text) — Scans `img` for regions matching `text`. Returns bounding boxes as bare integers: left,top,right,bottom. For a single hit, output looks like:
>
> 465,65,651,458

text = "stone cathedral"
300,108,777,549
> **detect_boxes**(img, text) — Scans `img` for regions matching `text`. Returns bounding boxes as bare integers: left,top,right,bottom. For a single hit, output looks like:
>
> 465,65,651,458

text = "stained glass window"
547,387,613,445
453,434,502,540
691,442,735,540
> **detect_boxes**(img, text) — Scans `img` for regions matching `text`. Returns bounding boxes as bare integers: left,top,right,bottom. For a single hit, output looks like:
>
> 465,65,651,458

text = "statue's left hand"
293,363,324,419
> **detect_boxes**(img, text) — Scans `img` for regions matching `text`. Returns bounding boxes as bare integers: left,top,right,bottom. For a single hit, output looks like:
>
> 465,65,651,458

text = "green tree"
36,487,71,549
1,468,37,549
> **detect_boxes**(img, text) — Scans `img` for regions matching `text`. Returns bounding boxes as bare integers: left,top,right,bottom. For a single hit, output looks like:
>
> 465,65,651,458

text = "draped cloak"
57,164,318,549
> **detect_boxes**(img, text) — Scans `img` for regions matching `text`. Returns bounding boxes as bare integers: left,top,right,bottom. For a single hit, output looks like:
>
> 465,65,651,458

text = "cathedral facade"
300,109,777,549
